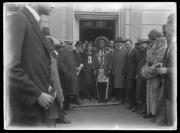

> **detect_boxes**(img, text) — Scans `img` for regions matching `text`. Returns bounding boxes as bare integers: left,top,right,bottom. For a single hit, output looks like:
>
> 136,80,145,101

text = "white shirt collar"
25,5,40,22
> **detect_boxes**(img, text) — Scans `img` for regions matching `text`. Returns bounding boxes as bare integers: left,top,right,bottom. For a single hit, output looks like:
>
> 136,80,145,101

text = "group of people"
5,2,175,128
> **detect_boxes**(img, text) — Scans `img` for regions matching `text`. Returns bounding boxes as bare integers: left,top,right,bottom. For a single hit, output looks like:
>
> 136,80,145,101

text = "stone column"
130,3,143,44
116,7,125,39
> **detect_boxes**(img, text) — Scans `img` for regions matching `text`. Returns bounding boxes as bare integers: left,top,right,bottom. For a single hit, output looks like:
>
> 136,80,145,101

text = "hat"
75,41,83,47
64,40,73,45
135,38,149,46
94,36,109,47
115,37,124,43
148,29,163,41
55,40,65,49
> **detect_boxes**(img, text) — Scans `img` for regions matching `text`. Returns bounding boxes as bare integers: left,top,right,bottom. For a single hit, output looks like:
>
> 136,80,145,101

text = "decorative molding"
74,11,119,20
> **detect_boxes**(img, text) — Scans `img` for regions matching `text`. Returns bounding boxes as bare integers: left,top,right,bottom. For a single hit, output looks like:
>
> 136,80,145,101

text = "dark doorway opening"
80,20,115,42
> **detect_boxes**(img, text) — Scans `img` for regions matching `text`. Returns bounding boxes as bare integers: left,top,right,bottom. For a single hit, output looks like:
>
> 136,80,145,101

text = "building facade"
5,2,176,44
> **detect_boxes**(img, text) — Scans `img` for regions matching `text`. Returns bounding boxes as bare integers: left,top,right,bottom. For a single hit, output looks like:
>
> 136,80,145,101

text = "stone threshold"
71,102,119,108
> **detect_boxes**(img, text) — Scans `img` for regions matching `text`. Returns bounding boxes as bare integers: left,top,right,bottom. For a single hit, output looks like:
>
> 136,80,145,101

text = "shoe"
132,107,137,112
143,114,152,119
125,104,132,110
139,110,146,115
64,106,73,110
74,99,81,105
137,109,143,114
104,99,108,103
56,118,71,124
151,116,156,123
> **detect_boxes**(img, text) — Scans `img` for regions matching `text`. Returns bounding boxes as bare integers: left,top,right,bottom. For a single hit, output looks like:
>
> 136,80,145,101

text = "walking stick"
96,78,99,100
105,78,109,100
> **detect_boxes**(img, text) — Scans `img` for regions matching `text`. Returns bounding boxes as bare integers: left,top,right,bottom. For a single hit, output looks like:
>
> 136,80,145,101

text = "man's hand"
37,92,53,110
156,67,167,75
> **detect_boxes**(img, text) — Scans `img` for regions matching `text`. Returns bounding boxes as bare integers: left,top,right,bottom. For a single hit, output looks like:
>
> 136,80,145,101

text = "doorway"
79,20,115,42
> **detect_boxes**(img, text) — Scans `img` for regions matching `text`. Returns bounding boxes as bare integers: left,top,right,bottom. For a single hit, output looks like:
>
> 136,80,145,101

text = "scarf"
146,37,167,65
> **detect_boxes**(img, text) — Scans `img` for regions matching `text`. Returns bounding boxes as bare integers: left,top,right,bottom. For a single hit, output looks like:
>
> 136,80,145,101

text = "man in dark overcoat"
111,37,128,105
5,3,56,127
155,13,176,126
124,39,136,109
56,42,79,110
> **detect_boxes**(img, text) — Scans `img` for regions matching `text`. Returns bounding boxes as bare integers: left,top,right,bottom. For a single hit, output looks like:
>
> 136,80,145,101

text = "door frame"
74,11,119,41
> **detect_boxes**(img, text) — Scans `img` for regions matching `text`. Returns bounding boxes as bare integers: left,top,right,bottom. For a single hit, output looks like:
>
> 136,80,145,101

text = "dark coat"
134,48,147,75
72,49,83,67
111,47,128,88
83,51,97,95
163,42,175,102
125,48,136,80
5,7,53,125
134,48,147,101
72,49,84,91
56,46,79,96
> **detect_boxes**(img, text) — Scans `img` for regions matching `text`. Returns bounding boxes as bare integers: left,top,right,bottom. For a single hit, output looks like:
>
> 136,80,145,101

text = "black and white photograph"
3,2,177,130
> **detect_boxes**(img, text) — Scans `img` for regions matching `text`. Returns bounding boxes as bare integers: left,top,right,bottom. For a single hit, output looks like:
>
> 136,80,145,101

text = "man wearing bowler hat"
111,37,128,105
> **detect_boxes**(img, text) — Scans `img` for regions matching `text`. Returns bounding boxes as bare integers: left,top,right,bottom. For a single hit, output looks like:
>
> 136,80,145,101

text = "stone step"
71,102,119,108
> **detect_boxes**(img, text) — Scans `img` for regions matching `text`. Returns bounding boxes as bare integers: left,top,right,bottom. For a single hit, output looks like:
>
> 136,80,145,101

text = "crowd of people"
5,3,175,128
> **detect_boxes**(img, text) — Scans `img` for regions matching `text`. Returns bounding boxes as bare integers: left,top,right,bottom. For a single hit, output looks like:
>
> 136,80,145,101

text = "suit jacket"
5,7,53,125
56,46,79,96
72,49,83,68
125,48,136,80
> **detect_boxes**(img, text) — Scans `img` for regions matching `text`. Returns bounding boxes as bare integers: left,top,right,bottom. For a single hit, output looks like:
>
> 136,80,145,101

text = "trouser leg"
63,95,70,109
166,100,175,126
119,89,125,103
10,115,42,127
98,82,106,102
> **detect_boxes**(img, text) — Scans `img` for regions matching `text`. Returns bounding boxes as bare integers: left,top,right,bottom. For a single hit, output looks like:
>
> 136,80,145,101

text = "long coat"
72,49,84,91
163,41,175,102
45,37,64,104
83,51,97,96
56,46,79,96
5,7,54,126
134,48,147,102
111,47,128,89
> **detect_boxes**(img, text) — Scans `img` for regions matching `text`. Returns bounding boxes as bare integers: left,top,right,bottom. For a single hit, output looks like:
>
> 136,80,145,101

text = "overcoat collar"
21,7,51,55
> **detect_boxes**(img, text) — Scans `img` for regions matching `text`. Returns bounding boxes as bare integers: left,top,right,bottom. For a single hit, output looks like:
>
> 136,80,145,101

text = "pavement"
56,99,172,130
